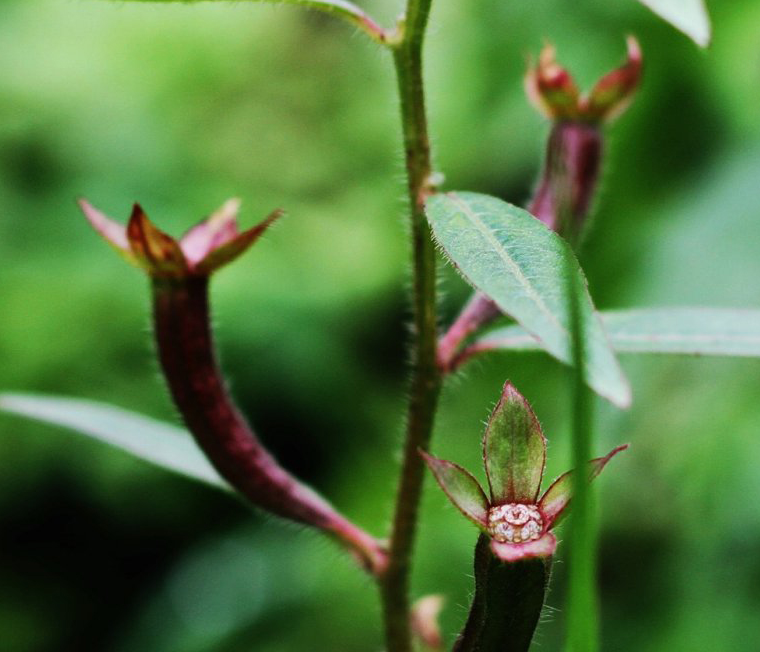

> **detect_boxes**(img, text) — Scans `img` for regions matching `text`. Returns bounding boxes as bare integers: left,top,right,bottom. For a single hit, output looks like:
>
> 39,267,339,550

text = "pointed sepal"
421,450,490,529
126,204,189,277
585,36,643,123
483,382,546,505
526,37,642,125
490,531,557,563
525,44,581,121
539,444,629,529
193,207,283,275
80,199,281,278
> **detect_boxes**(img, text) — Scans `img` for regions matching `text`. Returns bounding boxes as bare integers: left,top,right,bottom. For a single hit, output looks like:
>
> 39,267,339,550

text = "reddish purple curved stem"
152,276,387,575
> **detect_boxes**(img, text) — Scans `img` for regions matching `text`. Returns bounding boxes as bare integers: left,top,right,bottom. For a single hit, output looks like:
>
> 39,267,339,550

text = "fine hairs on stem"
380,1,442,650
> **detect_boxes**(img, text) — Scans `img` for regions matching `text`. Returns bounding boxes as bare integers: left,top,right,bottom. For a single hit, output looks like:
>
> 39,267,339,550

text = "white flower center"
487,503,543,544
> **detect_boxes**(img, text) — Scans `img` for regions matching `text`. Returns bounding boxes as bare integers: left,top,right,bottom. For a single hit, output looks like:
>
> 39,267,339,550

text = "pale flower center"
487,503,544,544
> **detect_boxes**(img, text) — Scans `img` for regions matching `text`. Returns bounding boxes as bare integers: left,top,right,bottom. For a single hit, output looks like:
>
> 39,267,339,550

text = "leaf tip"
612,378,634,410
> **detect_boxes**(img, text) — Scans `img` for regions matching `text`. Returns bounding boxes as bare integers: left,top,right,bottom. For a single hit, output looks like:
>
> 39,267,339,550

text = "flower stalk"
453,535,550,652
566,251,597,651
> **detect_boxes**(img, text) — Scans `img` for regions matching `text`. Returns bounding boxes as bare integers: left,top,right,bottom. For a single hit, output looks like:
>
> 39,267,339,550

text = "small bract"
421,382,627,562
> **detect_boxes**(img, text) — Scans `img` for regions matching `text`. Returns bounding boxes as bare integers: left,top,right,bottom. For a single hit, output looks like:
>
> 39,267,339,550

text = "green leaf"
425,192,631,408
474,308,760,357
637,0,711,47
0,393,227,489
106,0,387,44
420,451,490,529
482,382,546,505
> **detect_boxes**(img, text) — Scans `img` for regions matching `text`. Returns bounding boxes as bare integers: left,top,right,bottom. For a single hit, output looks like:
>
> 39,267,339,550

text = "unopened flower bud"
526,37,642,244
525,36,642,125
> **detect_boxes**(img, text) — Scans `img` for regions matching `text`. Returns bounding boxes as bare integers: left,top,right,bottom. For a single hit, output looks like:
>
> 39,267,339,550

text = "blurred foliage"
1,0,760,650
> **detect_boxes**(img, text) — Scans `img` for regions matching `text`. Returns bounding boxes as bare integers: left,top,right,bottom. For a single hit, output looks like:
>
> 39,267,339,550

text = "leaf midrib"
446,193,567,339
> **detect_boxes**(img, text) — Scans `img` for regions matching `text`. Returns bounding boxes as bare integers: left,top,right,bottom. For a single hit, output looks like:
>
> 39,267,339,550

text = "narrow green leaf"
425,192,631,408
637,0,711,47
565,248,598,652
105,0,387,44
420,451,490,529
482,382,546,505
474,308,760,357
0,394,227,489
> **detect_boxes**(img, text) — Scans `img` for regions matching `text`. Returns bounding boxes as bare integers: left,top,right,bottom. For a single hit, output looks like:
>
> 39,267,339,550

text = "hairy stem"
381,1,441,649
152,276,387,576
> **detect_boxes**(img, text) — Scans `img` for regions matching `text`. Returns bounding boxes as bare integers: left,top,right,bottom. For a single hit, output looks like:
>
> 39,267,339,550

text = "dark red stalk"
437,293,502,372
151,275,387,575
453,535,550,652
531,121,602,243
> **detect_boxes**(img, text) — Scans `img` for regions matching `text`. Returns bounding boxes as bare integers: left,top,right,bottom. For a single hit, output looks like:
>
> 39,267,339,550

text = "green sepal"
539,444,629,528
421,450,490,529
483,382,546,505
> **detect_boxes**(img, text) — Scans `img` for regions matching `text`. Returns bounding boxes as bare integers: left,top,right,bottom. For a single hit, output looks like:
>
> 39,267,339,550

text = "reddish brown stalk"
531,122,602,241
152,275,387,576
437,294,502,372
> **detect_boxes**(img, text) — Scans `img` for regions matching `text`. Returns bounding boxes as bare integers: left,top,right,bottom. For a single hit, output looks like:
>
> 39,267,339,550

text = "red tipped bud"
525,44,582,121
526,36,642,125
585,36,643,122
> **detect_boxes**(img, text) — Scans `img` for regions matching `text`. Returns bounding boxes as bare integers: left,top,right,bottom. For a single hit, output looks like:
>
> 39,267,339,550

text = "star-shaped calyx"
422,382,627,562
79,198,282,278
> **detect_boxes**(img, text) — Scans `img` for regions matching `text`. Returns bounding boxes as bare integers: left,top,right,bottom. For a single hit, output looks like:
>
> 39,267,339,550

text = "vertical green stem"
381,1,441,650
566,254,598,652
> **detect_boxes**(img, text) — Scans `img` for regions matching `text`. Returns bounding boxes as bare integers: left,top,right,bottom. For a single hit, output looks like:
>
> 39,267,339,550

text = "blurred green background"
2,0,760,650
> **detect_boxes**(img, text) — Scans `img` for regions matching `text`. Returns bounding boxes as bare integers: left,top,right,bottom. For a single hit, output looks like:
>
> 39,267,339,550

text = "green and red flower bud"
526,37,642,243
421,381,627,563
436,39,642,372
525,36,642,125
79,200,387,576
